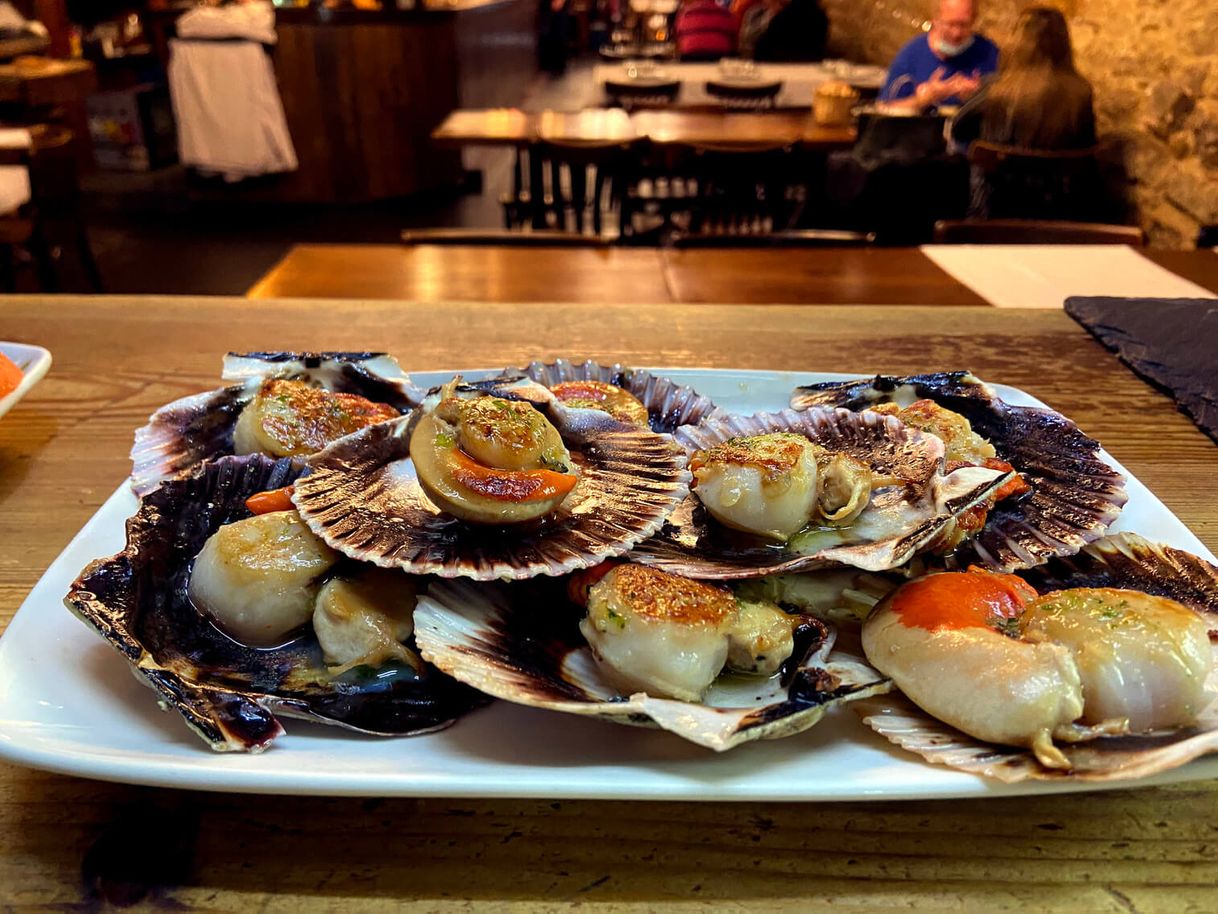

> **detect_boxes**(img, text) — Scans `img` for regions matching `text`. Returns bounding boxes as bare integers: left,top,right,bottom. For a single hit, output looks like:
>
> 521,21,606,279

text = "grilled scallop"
690,433,821,540
233,378,400,458
581,564,739,701
550,380,651,427
1022,588,1211,731
861,561,1217,773
313,569,421,671
189,509,339,647
410,391,579,525
580,564,804,701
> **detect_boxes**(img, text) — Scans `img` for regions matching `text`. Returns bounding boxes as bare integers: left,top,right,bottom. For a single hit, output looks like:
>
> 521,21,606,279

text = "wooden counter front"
270,0,537,202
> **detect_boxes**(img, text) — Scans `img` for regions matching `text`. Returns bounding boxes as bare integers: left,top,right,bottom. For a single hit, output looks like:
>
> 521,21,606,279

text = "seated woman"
948,6,1100,219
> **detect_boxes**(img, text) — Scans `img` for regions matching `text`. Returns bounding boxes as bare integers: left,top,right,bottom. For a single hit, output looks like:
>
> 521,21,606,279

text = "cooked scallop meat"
233,378,399,458
690,433,821,540
410,390,579,525
189,509,339,647
1022,587,1212,731
580,564,738,702
725,597,798,676
862,571,1094,768
313,569,422,671
866,399,997,465
550,380,650,427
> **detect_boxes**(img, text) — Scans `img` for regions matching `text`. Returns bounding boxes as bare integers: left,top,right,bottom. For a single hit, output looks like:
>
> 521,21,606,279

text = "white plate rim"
0,367,1214,801
0,341,51,421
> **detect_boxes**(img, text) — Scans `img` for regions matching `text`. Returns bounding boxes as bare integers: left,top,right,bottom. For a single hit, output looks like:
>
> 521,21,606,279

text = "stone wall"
822,0,1218,247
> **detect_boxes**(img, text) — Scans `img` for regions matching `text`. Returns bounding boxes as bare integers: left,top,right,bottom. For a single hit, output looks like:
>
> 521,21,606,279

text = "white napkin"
0,127,31,215
175,1,277,45
920,244,1216,308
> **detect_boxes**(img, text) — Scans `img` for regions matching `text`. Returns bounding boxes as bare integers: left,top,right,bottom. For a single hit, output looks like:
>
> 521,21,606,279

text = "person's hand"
913,67,954,108
948,70,982,101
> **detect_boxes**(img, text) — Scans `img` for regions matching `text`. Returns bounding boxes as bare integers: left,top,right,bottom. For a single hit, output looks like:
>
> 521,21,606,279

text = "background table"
248,243,1218,306
431,108,857,150
1,297,1217,908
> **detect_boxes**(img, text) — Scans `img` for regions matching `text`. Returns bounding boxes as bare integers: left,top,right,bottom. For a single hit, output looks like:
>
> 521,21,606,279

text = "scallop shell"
631,408,1010,579
856,533,1218,782
65,455,486,753
496,358,727,433
292,402,692,581
130,351,421,497
790,372,1128,571
414,577,891,751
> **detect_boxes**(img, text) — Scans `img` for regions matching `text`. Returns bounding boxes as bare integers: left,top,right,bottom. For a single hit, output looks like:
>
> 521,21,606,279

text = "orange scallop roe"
0,352,22,398
891,569,1038,632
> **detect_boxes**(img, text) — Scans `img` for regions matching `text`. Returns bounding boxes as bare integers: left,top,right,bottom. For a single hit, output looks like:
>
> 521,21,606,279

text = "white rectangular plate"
0,341,51,421
1,369,1215,800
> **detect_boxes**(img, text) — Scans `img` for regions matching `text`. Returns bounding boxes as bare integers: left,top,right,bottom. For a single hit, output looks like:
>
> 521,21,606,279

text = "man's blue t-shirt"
881,33,999,106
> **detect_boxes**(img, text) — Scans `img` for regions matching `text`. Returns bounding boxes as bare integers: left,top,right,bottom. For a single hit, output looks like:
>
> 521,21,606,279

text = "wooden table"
0,59,95,107
1,296,1217,908
431,107,858,150
247,243,1218,306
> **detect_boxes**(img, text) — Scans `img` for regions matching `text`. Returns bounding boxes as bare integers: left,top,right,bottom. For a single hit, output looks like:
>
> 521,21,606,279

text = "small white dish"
0,341,51,421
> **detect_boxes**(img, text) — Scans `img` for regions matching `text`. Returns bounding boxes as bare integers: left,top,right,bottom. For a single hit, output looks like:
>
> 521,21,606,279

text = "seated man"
881,0,998,111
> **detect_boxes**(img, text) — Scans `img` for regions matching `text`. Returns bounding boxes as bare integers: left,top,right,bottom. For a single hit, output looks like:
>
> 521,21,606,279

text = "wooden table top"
247,244,672,303
1,296,1217,908
247,243,1218,306
431,107,857,150
0,58,95,106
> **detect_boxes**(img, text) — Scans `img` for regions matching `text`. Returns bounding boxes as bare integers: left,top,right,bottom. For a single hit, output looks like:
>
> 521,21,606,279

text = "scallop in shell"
292,387,692,580
486,358,727,434
65,455,486,752
414,576,890,751
855,533,1218,782
631,408,1010,579
131,351,421,496
790,372,1127,571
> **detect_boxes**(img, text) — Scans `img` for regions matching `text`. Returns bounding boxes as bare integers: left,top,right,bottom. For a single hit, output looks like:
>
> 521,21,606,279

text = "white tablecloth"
920,244,1216,308
0,127,31,215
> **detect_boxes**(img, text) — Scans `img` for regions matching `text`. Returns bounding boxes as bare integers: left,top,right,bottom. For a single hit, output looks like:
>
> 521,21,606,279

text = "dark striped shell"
414,577,890,752
790,372,1127,571
292,404,691,581
856,533,1218,782
631,407,1010,579
65,455,486,753
130,352,420,497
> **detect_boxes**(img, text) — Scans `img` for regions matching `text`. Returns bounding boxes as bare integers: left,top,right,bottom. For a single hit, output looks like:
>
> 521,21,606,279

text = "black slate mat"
1066,296,1218,443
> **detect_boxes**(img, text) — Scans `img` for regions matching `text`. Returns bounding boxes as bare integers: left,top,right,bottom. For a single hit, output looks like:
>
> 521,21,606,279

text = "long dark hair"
983,6,1095,149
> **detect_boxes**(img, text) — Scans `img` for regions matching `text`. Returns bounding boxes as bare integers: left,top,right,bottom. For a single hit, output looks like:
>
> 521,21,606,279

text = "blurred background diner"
0,0,1215,295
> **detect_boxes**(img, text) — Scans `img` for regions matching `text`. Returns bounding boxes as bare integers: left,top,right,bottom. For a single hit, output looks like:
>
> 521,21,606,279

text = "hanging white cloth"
168,2,296,181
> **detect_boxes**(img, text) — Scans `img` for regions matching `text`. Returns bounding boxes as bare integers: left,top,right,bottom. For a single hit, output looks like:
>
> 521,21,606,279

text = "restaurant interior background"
0,0,1216,295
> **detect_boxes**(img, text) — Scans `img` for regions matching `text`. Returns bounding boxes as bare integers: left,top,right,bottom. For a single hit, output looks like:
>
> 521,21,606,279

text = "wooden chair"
0,124,103,292
966,140,1105,222
932,218,1145,246
400,228,611,248
683,143,803,238
704,79,783,111
527,138,641,237
604,79,681,111
670,229,875,248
